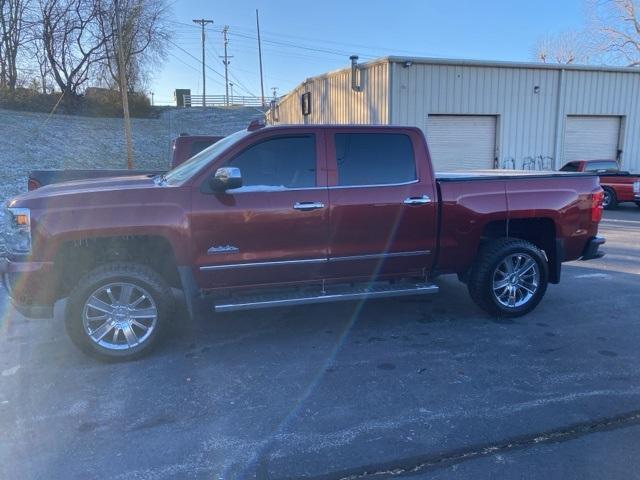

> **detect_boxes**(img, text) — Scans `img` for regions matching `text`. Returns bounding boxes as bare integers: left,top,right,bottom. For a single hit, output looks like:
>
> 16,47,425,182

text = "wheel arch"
53,235,181,300
478,217,561,284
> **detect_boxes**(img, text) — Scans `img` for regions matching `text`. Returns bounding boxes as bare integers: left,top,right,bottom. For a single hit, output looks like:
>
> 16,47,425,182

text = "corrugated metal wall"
272,58,640,172
390,61,640,172
272,61,389,125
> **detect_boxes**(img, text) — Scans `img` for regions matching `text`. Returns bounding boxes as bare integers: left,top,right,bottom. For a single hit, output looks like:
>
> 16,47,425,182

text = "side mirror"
211,167,242,191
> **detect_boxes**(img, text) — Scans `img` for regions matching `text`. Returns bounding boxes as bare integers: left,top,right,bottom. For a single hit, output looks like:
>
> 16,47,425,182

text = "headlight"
6,207,31,254
634,181,640,194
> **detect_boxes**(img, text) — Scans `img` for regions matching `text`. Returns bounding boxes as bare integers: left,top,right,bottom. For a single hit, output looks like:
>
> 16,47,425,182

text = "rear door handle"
294,201,325,211
403,195,432,205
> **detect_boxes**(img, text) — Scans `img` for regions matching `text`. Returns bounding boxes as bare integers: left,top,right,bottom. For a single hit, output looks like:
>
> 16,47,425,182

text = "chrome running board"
213,282,439,313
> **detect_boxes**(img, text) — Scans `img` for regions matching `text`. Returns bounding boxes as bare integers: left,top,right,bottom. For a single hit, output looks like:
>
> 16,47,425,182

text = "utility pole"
256,9,265,107
115,0,134,169
193,18,214,107
271,86,278,99
229,82,234,103
150,92,154,106
220,26,233,106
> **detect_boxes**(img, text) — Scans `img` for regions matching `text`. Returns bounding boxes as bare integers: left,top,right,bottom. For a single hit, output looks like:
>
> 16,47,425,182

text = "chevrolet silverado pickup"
27,134,224,190
2,122,605,360
560,159,640,209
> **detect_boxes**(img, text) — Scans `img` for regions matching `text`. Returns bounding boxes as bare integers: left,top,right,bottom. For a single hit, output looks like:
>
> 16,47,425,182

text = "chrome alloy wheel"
492,253,540,308
82,282,158,351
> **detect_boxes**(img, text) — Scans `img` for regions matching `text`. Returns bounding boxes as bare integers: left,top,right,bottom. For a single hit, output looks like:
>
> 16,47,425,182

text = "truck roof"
259,124,423,133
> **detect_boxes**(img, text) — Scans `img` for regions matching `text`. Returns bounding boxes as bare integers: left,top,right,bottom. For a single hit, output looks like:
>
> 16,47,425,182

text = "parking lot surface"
1,206,639,480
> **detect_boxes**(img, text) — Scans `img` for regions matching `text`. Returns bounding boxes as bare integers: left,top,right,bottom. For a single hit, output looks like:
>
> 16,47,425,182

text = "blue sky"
153,0,586,104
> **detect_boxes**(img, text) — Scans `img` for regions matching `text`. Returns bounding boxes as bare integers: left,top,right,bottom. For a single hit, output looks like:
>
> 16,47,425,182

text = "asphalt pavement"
1,205,639,480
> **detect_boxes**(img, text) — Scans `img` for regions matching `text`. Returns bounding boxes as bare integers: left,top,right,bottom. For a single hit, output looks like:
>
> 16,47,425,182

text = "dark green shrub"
0,87,152,118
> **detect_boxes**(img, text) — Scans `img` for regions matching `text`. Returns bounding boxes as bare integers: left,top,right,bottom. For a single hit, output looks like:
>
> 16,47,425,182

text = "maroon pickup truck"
560,159,640,209
2,123,605,360
27,134,224,191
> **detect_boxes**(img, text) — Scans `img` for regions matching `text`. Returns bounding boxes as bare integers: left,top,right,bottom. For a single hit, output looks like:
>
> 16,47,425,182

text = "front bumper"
580,236,606,261
0,257,55,318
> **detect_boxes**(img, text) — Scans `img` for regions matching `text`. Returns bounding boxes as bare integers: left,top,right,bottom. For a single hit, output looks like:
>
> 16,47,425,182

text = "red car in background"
560,160,640,210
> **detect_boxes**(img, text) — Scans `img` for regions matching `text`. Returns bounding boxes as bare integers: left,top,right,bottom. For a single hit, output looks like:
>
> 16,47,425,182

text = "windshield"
162,129,250,185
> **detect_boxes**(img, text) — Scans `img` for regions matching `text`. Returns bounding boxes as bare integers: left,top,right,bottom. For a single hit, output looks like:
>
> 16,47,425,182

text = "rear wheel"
467,238,548,317
65,263,174,361
602,187,618,210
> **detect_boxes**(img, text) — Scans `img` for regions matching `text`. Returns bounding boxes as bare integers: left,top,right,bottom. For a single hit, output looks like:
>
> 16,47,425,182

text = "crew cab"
560,159,640,209
27,134,224,191
2,123,605,361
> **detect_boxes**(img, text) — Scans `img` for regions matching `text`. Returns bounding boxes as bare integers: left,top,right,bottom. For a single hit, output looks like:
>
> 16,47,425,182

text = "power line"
168,39,226,81
222,23,440,58
203,36,260,100
167,50,224,88
169,39,262,104
168,19,376,61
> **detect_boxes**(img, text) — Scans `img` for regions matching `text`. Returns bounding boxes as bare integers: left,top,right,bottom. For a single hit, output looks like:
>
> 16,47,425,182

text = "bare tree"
32,35,51,92
589,0,640,67
0,0,6,86
96,0,170,92
533,31,591,64
39,0,109,97
0,0,30,89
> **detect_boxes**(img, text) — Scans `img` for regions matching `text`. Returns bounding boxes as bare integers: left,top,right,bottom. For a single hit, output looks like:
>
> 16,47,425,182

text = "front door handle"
403,195,432,205
294,201,325,211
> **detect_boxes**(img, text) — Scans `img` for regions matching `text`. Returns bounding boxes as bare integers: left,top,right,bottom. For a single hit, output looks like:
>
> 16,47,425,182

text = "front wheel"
65,263,174,361
467,238,549,318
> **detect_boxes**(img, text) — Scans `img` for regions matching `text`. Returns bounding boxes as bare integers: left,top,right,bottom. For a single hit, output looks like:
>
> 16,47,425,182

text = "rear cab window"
560,162,580,172
583,161,619,173
190,140,216,157
333,133,416,186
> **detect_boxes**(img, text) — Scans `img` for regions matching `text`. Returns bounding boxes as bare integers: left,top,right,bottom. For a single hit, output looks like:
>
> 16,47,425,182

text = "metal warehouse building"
269,56,640,172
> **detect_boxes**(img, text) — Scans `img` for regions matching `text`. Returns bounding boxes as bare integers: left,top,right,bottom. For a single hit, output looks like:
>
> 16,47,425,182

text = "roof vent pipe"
350,55,362,92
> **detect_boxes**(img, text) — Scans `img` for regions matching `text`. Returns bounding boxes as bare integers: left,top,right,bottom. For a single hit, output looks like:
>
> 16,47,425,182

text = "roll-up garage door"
425,115,496,170
564,116,621,162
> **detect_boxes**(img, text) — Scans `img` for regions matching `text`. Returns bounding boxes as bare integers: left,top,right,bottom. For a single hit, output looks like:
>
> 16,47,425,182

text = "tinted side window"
560,162,580,172
584,161,618,172
226,135,316,188
335,133,416,186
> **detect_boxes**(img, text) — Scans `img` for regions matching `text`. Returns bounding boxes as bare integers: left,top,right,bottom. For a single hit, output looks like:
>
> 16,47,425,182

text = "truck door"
190,131,329,289
325,128,438,280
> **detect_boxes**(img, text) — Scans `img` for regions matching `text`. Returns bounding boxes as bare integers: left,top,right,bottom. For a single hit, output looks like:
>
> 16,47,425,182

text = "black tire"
65,262,174,361
602,187,618,210
635,201,640,208
467,238,549,318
